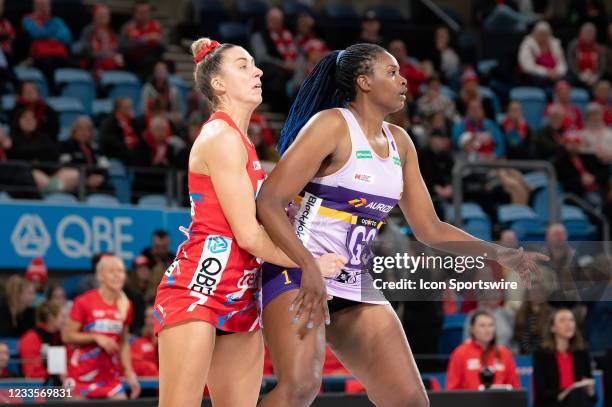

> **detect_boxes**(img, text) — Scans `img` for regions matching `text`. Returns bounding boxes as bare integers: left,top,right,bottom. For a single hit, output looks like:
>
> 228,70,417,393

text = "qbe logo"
207,236,229,253
11,214,51,257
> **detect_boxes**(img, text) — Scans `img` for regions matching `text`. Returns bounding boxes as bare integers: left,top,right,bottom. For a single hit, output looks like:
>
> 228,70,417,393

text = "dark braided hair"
277,43,386,156
191,39,237,109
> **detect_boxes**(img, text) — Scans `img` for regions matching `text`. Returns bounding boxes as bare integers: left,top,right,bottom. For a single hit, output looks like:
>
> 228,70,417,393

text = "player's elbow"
234,228,258,254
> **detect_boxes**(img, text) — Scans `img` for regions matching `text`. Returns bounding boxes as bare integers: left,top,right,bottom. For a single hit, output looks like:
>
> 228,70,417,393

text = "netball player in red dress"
152,38,346,407
62,254,140,400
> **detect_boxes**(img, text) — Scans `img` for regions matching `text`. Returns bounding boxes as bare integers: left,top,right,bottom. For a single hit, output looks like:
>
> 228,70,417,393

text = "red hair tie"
194,40,220,63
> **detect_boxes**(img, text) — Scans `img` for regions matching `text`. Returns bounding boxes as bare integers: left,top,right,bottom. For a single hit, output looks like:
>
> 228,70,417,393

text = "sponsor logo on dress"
393,156,402,166
348,198,367,208
355,150,372,159
294,192,322,245
353,173,374,184
365,201,393,213
253,161,262,171
207,236,229,253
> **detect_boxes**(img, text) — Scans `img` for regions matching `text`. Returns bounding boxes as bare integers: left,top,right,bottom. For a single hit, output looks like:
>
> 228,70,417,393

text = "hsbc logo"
11,214,50,257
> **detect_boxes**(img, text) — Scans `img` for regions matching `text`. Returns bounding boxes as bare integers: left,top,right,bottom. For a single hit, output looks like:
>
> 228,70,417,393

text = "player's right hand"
290,260,329,336
95,334,120,353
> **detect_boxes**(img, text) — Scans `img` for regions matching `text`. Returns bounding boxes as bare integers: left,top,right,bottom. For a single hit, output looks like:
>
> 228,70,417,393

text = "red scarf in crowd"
0,18,15,52
26,13,69,58
576,40,599,73
116,113,139,149
269,29,297,62
570,154,599,193
502,118,529,140
143,130,169,166
464,118,495,156
16,98,48,126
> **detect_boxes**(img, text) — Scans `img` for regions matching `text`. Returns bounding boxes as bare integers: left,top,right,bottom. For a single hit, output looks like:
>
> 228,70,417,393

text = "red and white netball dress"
153,111,266,334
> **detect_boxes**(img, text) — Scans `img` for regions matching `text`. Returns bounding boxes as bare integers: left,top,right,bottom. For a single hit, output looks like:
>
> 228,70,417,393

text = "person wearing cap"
546,80,584,130
457,68,496,120
518,21,567,86
554,130,608,206
25,257,48,307
360,10,384,46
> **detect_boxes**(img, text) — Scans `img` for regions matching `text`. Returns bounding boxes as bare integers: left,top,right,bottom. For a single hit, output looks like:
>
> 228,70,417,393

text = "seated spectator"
141,230,174,271
534,103,568,159
447,310,520,390
130,305,158,376
289,38,329,98
251,7,296,112
8,109,79,195
452,99,505,159
18,300,64,379
24,257,48,307
513,287,552,354
546,80,584,130
59,116,111,194
119,0,164,78
62,254,140,400
22,0,72,86
501,101,532,159
519,21,567,86
294,12,319,55
388,39,429,99
428,26,460,84
567,23,606,88
0,342,14,377
0,0,15,61
533,308,596,407
419,129,454,205
100,98,142,165
141,61,183,124
554,132,608,207
592,80,612,125
456,69,496,120
10,81,59,141
46,283,71,315
579,102,612,162
124,256,151,335
248,110,277,162
0,275,36,337
131,115,184,198
416,76,457,122
75,4,124,78
360,10,384,46
0,124,42,199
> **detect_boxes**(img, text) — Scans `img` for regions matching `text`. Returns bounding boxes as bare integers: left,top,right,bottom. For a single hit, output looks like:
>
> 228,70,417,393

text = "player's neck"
347,101,385,139
98,286,120,304
216,104,254,135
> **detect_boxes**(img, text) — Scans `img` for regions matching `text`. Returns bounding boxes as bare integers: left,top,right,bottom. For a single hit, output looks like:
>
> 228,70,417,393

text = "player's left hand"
496,246,549,288
125,370,141,399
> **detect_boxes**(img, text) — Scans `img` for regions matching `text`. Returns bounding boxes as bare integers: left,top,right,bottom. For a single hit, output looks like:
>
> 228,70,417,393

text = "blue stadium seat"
55,68,96,115
510,219,547,241
477,59,499,76
138,194,167,208
465,219,492,241
44,192,78,204
14,67,49,98
1,94,15,111
86,193,120,207
47,97,86,141
509,87,547,131
100,71,141,114
438,313,466,354
107,159,131,204
324,3,358,19
92,98,113,118
570,88,589,117
523,171,548,191
498,204,538,223
445,202,490,224
218,22,249,47
62,275,82,299
562,205,597,240
0,192,11,201
283,0,314,18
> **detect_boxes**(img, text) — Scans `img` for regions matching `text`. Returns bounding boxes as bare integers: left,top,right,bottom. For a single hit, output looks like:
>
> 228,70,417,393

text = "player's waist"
292,195,385,228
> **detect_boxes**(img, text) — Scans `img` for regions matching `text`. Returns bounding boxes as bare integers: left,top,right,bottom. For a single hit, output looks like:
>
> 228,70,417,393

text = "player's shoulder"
74,289,98,305
384,122,416,156
307,108,346,129
195,118,244,152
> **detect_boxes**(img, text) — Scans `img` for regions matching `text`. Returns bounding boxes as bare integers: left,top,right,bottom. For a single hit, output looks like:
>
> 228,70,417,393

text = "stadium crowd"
0,0,612,404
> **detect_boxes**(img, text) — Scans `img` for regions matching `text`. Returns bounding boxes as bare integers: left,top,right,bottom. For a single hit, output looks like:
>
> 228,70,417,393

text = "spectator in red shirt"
18,300,65,379
130,305,158,377
546,80,584,130
593,80,612,126
518,21,567,87
22,0,73,87
0,0,16,58
75,4,124,78
533,308,596,407
567,22,606,88
446,310,520,390
119,1,165,78
388,39,429,99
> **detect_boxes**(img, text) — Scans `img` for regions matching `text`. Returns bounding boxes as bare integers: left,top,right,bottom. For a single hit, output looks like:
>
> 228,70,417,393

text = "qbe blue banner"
0,202,189,270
